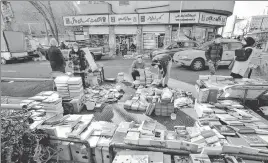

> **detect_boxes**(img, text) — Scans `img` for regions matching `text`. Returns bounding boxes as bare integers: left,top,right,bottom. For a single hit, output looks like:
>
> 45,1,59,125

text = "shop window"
228,42,242,50
88,34,109,48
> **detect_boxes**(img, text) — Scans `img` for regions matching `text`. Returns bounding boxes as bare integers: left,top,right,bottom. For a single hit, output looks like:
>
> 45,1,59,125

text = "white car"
173,39,243,71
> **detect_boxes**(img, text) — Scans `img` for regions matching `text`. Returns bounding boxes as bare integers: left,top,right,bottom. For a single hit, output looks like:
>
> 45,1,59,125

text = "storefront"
87,26,109,47
169,12,225,43
63,12,227,53
139,13,169,50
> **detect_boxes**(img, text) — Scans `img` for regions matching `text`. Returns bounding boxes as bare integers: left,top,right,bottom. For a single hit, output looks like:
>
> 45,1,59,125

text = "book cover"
230,126,256,134
239,134,268,147
226,137,249,147
213,125,236,136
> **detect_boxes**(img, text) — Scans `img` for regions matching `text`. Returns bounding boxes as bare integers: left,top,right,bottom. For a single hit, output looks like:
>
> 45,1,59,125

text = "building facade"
64,1,235,54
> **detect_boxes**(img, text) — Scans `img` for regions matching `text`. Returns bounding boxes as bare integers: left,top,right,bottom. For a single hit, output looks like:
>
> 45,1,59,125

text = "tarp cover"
3,31,26,52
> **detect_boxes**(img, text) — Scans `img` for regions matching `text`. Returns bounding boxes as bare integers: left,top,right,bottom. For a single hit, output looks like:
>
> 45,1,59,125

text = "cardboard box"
51,141,72,161
69,143,89,163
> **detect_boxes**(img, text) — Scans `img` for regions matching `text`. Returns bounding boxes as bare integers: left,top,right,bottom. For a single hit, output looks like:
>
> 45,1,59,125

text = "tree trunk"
48,1,59,43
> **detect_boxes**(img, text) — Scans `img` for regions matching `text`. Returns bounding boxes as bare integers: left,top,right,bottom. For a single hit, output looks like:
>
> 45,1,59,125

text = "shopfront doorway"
143,32,165,51
116,34,137,55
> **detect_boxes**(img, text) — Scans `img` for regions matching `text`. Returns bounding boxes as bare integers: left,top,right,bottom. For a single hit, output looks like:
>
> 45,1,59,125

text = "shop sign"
109,14,138,25
170,12,199,24
139,13,169,24
199,12,227,26
63,15,109,26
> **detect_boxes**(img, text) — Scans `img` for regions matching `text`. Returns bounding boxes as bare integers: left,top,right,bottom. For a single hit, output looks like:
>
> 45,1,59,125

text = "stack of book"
54,76,70,99
67,77,84,99
145,69,153,85
139,70,146,85
42,96,63,113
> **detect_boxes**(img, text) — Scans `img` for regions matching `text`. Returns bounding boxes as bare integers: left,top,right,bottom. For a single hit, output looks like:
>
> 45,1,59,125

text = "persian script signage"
170,12,199,24
199,12,227,26
63,15,109,26
139,13,169,24
109,14,138,25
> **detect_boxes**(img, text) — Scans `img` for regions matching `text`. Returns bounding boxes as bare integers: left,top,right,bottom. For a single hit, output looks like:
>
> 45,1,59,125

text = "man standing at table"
205,35,223,75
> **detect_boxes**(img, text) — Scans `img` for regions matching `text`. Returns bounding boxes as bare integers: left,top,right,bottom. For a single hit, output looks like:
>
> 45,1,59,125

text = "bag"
235,49,247,61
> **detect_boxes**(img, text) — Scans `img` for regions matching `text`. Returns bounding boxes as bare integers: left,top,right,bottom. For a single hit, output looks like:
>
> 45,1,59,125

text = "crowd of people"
46,34,260,90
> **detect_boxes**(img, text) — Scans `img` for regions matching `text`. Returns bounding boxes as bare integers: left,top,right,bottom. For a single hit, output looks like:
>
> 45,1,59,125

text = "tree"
237,19,250,37
29,1,59,42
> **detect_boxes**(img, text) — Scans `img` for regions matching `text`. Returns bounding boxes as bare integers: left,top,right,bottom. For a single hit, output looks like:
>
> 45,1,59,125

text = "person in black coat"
47,38,66,73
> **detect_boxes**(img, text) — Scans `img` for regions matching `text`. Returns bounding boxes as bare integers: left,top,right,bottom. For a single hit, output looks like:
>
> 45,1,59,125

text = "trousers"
131,70,140,80
158,60,172,86
74,73,86,88
208,61,220,75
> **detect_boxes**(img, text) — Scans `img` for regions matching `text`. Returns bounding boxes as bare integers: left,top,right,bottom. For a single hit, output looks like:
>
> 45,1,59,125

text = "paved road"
1,56,231,85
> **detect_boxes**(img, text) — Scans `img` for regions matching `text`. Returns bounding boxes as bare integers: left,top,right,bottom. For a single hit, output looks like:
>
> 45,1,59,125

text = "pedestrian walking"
131,55,145,80
230,37,256,78
151,53,172,88
205,34,223,75
68,42,89,88
47,38,66,73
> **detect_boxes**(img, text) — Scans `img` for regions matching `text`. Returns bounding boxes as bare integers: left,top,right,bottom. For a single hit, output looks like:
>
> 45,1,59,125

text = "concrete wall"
106,1,169,14
76,3,112,15
169,1,235,16
77,1,234,16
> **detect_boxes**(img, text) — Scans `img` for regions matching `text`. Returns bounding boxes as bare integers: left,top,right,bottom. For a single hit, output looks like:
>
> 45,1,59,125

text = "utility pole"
177,1,183,40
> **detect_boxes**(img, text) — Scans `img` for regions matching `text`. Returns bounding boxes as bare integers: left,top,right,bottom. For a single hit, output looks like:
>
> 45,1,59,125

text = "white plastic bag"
161,88,173,100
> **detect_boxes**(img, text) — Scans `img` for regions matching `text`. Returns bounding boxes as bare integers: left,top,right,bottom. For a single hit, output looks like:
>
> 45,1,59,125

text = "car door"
221,42,242,65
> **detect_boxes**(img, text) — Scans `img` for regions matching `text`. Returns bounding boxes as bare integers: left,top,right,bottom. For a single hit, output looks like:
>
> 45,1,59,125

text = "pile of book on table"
54,76,84,100
19,91,64,129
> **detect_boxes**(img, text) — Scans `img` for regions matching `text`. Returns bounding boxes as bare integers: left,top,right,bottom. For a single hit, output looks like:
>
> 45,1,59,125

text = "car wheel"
1,58,7,65
95,55,102,61
191,58,205,71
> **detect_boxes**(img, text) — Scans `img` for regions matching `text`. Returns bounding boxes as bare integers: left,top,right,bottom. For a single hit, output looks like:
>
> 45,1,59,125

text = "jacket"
152,53,172,77
205,43,223,62
69,49,89,73
47,46,66,73
232,47,254,77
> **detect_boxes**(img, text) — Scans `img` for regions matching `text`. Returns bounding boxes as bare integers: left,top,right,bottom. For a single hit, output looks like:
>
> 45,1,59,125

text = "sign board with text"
139,13,169,24
63,15,109,26
109,14,138,25
170,12,199,24
199,12,227,26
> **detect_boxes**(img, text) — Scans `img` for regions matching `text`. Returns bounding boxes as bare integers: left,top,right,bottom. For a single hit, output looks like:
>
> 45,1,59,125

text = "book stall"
2,71,268,163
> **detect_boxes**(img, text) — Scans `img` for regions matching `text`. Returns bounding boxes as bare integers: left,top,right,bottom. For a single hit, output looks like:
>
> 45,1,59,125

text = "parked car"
65,40,109,60
150,40,200,59
173,39,243,71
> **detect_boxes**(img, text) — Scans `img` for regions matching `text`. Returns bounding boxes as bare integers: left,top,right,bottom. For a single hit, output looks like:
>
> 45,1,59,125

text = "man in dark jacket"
151,53,172,88
205,34,223,75
68,42,89,88
47,38,66,73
